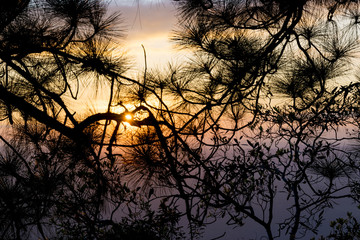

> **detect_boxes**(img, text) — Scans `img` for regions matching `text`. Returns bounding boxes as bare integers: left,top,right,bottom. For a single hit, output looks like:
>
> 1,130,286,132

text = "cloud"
109,1,180,69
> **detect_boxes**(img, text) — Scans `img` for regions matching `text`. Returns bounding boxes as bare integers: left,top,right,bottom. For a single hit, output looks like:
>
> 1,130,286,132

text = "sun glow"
125,114,133,121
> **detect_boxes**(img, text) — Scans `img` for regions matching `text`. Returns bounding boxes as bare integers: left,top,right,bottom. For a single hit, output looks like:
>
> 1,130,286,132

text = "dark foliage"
1,0,360,239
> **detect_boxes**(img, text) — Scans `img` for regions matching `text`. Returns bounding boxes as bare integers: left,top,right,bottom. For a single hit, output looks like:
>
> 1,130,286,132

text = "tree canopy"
1,0,360,239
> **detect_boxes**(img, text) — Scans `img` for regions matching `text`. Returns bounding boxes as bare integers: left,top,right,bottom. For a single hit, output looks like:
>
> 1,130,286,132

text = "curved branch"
0,86,76,140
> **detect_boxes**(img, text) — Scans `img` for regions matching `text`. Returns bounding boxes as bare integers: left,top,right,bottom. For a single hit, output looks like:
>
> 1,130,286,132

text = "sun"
125,114,132,121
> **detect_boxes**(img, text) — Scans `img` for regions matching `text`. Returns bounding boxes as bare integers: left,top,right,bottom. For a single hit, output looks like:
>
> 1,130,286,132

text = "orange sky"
65,1,183,115
111,1,183,70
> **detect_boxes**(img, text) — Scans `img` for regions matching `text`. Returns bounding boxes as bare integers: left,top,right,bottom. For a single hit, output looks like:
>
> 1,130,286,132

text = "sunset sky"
73,1,183,114
111,0,182,70
2,2,360,240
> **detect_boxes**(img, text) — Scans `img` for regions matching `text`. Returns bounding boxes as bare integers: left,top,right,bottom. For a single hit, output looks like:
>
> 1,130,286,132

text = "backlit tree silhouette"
1,0,360,239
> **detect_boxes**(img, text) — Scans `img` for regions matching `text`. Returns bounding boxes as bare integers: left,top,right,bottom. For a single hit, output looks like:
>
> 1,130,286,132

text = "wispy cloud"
110,1,180,69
